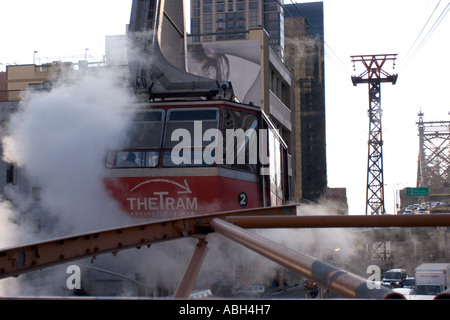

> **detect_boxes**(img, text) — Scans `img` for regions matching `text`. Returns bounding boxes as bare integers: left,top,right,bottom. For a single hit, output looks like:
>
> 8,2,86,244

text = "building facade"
190,0,284,59
284,2,327,203
190,0,328,204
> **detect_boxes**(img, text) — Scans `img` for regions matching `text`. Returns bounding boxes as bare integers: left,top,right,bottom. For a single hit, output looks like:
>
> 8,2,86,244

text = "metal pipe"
210,218,404,299
226,214,450,229
173,237,209,299
434,290,450,300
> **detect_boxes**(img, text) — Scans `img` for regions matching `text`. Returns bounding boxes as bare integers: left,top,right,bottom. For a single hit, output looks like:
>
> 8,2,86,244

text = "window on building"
203,22,212,31
249,1,259,10
6,164,15,184
192,18,200,27
216,21,225,30
204,5,212,13
249,19,259,28
249,11,258,19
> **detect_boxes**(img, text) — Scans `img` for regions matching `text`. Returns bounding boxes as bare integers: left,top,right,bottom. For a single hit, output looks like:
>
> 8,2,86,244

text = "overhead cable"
399,1,450,71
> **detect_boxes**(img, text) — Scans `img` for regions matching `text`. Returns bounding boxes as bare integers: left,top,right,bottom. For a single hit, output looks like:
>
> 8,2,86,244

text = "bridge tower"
417,111,450,192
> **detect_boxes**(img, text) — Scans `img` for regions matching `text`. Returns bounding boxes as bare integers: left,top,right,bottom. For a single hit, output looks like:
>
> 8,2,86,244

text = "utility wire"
410,3,449,57
402,0,441,65
398,1,450,71
276,0,351,76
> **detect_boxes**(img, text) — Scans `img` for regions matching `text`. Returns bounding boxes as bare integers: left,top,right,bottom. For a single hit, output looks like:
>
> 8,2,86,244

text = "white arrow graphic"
129,179,192,194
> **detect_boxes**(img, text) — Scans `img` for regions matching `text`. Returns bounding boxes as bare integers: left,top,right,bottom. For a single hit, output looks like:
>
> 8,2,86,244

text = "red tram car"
102,1,290,219
103,99,289,219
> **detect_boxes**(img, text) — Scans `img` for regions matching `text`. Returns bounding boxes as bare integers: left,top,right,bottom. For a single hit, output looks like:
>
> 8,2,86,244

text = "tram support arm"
210,218,404,299
173,237,209,299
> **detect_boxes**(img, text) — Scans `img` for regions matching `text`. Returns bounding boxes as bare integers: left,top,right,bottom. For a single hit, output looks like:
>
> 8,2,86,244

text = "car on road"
237,285,266,297
404,207,413,214
382,269,408,288
418,208,427,214
403,277,415,289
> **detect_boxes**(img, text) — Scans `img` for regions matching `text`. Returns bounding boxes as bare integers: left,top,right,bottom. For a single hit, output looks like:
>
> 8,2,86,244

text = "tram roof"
132,99,262,112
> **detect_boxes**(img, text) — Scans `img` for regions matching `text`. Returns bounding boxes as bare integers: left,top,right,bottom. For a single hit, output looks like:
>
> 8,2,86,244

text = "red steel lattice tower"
351,54,398,215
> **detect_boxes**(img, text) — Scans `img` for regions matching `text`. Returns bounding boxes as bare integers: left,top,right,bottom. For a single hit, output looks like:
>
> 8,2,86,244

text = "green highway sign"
406,187,429,197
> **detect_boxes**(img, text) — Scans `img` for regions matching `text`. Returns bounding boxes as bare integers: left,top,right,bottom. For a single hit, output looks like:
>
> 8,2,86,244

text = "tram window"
162,108,219,167
162,149,216,167
127,110,164,148
222,108,258,173
269,129,283,196
163,108,219,148
106,151,159,168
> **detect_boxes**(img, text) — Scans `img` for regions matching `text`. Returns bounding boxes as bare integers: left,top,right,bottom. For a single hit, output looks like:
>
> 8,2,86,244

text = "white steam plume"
0,66,141,296
2,68,135,237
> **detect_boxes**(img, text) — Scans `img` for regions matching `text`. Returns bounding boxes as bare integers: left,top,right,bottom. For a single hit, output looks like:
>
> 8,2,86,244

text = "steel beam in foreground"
173,237,209,299
434,290,450,300
0,205,297,280
210,218,404,299
226,214,450,229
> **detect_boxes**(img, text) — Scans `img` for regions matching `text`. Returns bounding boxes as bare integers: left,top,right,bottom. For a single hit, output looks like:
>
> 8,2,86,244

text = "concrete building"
1,60,107,103
190,0,285,59
0,72,7,102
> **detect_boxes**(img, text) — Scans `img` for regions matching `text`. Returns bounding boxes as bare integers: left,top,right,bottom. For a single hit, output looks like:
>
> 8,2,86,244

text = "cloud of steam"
284,36,319,60
197,202,386,293
0,199,22,247
118,202,368,297
0,65,143,296
2,67,135,237
0,29,185,297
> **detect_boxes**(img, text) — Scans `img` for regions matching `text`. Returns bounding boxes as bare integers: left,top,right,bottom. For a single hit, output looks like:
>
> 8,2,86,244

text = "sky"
0,0,449,215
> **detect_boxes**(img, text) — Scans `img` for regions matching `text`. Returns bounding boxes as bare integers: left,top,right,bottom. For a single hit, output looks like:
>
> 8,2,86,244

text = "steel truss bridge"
417,111,450,194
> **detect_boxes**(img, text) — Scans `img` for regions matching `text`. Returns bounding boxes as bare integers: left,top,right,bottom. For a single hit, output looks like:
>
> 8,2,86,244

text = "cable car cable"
399,1,449,71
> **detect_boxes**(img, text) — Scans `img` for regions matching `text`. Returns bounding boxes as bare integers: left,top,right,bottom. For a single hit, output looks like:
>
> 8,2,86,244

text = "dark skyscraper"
284,2,327,202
